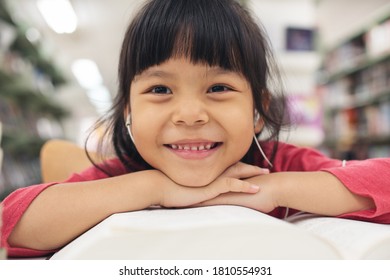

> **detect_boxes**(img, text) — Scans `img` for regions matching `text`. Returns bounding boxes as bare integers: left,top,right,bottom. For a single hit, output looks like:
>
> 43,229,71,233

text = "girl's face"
129,57,256,187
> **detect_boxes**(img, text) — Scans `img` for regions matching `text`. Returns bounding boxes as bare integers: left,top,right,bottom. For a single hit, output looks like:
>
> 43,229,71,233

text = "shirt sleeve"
1,182,58,258
271,142,390,224
324,159,390,223
1,159,123,258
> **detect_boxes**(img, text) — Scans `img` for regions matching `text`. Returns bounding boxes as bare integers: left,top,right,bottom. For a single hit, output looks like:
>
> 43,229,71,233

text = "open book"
51,205,390,260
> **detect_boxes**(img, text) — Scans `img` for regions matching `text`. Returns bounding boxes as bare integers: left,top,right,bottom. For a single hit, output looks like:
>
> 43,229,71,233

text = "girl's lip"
166,138,219,144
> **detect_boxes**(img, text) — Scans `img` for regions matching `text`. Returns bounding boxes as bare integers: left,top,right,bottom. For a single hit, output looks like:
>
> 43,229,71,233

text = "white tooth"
183,145,190,150
178,145,184,150
205,144,212,150
199,145,205,150
171,144,178,149
191,146,197,151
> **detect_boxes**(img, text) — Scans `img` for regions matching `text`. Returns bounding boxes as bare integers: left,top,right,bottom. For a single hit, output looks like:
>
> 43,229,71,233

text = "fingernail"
250,185,260,192
258,167,269,174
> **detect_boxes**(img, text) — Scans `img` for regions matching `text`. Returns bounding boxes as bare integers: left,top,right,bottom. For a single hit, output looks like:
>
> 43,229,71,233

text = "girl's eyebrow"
134,66,238,82
134,70,175,82
206,67,236,76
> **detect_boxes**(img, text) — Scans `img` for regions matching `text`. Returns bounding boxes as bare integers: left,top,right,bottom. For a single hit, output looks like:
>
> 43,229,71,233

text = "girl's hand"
199,171,375,216
156,162,269,208
197,172,281,213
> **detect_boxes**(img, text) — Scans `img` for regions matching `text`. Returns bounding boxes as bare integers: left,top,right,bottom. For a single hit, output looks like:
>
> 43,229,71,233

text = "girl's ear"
254,113,264,134
254,89,270,134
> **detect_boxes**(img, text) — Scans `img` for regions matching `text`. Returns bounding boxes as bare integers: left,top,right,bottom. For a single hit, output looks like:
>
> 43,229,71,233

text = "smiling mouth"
164,142,222,151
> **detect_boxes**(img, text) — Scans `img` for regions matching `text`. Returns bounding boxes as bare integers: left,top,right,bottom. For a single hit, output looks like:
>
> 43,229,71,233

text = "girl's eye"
151,86,172,94
207,85,231,93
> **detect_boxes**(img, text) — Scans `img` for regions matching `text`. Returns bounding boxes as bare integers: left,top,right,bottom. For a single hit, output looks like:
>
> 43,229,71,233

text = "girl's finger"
219,177,260,194
202,177,260,200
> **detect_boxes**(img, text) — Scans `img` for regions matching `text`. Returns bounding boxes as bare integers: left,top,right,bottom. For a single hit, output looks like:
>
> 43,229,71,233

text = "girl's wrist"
140,170,166,207
146,170,165,206
110,170,164,212
265,172,295,209
144,169,180,207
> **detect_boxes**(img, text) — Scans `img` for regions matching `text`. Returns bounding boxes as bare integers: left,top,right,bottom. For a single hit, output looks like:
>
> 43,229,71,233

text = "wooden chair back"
40,139,99,183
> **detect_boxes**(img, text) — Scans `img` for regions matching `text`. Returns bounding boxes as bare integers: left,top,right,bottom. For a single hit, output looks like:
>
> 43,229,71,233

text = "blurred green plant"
0,0,15,25
1,131,46,159
0,70,69,120
10,30,67,86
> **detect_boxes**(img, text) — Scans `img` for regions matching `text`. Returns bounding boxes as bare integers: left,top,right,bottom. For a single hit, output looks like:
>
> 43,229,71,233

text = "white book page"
52,206,341,260
109,205,283,231
287,213,390,259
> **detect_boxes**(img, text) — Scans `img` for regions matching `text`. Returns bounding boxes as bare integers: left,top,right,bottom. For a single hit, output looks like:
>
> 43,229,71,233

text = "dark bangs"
119,0,268,95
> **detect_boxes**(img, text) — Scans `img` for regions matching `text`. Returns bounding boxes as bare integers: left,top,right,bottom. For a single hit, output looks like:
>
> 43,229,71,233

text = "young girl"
2,0,390,258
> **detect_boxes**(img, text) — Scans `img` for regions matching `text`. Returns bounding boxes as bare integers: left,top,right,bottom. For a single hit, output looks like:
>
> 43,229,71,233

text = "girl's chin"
169,174,217,188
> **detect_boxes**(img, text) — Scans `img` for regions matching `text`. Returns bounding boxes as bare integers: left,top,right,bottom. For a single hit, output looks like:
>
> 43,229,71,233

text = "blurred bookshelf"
317,11,390,160
0,1,68,200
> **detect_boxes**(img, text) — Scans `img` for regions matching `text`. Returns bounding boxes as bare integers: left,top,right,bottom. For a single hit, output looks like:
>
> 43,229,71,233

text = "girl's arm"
200,171,374,216
200,144,388,220
260,171,374,215
7,163,264,251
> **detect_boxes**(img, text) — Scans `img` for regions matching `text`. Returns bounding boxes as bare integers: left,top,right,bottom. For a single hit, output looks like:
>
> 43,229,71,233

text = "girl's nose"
171,99,209,126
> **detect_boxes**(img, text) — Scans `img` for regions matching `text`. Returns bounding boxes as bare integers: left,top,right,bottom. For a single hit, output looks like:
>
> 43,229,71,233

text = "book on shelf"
366,18,390,58
50,205,390,260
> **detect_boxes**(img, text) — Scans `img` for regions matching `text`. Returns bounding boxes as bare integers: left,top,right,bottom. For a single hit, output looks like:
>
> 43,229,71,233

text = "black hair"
87,0,289,174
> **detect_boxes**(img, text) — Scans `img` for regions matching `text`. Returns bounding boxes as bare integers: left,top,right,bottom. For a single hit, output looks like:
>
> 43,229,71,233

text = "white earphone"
253,110,273,167
254,110,260,124
125,114,135,143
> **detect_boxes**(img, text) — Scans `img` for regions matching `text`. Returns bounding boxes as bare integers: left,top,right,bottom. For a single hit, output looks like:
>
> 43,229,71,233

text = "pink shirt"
2,142,390,257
